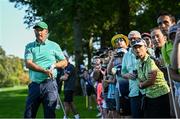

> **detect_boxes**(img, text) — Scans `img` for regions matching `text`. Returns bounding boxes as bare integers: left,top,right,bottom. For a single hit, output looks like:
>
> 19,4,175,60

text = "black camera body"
114,48,126,58
117,52,125,57
133,70,138,78
116,64,122,76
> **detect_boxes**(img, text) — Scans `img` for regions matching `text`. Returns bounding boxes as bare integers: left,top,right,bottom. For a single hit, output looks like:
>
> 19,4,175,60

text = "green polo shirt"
24,39,65,83
137,54,170,98
161,41,173,64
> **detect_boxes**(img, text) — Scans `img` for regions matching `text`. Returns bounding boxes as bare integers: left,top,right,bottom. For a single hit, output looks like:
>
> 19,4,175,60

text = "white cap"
132,39,147,47
128,30,141,39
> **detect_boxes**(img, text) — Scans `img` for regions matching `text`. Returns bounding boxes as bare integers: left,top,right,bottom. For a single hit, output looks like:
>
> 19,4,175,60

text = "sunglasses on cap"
114,38,125,43
131,38,144,46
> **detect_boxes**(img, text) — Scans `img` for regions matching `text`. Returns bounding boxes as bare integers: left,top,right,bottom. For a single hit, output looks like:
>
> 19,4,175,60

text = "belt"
41,78,55,84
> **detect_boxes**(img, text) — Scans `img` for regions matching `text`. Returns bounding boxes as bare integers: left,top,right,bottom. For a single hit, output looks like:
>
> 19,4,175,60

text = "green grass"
0,86,97,118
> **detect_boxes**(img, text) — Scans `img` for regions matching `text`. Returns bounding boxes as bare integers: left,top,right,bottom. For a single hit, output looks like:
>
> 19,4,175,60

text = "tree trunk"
118,0,130,35
73,7,83,95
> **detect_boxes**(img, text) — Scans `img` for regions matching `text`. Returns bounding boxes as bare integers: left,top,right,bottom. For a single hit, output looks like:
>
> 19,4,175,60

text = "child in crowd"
93,69,107,118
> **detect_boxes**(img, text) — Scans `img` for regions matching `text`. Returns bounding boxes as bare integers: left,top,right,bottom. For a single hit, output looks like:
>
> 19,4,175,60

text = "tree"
9,0,131,63
9,0,180,71
0,46,29,87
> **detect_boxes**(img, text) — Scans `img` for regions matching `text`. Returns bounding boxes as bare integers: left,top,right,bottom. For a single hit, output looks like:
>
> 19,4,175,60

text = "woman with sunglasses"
107,34,129,117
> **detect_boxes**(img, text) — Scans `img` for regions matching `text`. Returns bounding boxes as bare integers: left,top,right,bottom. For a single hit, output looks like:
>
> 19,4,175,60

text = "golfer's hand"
49,64,56,71
44,70,53,78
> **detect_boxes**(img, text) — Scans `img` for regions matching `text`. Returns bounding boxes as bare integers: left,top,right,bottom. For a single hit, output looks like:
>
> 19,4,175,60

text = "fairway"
0,86,97,118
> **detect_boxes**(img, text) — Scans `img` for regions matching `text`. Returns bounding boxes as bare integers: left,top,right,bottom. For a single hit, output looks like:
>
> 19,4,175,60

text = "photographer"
107,34,129,117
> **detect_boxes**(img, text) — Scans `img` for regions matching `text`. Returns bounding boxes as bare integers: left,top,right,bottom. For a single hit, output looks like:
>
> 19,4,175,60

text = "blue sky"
0,0,34,58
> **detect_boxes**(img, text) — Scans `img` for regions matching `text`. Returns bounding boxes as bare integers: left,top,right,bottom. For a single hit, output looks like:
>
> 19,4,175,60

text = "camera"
116,52,125,57
116,64,122,76
114,48,127,58
133,70,138,78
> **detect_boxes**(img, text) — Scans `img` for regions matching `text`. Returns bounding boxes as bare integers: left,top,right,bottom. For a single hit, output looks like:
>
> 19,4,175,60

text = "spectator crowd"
74,11,180,118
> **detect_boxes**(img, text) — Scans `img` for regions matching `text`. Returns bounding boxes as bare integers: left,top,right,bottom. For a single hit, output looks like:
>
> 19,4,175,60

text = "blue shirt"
107,82,116,99
63,63,76,91
24,39,65,83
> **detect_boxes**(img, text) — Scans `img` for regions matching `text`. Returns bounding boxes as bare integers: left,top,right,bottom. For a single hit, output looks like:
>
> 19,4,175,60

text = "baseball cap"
131,39,147,47
128,30,141,39
33,21,48,29
111,34,129,48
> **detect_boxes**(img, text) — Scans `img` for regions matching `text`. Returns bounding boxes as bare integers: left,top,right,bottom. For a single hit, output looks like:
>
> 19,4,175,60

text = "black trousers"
144,93,170,118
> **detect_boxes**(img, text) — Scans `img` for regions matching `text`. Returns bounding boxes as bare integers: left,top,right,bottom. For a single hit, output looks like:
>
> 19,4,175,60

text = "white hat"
128,30,141,39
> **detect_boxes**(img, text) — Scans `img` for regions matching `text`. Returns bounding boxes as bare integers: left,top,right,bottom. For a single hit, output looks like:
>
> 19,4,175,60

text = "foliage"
8,0,180,67
130,0,180,32
0,47,29,88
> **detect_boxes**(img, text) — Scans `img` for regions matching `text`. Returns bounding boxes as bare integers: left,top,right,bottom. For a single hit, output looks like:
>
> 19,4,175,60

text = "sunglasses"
130,38,143,46
114,38,124,43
